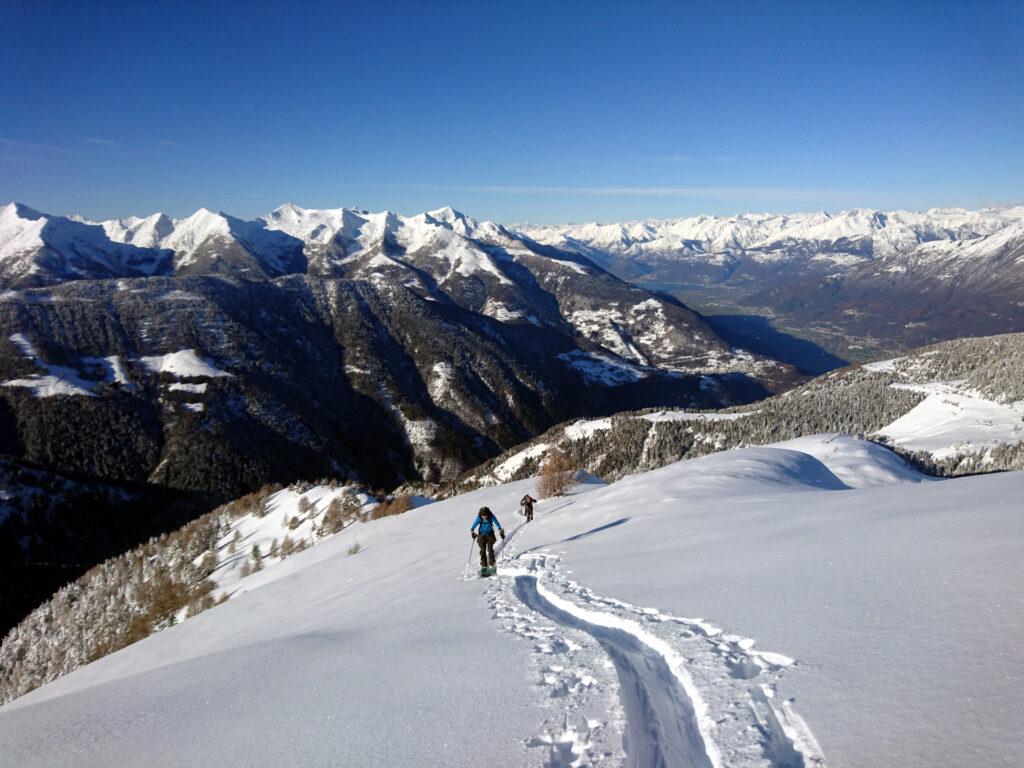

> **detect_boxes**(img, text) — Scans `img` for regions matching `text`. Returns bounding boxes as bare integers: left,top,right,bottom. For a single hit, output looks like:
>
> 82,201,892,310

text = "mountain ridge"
520,204,1024,358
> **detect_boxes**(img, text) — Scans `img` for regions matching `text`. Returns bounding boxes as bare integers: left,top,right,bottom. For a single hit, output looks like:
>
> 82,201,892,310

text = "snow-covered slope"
1,435,1019,768
0,203,171,285
103,206,307,277
874,381,1024,459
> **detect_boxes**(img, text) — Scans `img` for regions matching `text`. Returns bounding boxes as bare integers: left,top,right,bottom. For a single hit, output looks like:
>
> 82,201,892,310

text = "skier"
520,493,537,522
471,506,504,576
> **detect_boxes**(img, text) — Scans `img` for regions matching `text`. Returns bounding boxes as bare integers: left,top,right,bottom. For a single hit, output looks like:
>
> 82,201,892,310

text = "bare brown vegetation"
537,448,574,498
369,494,414,520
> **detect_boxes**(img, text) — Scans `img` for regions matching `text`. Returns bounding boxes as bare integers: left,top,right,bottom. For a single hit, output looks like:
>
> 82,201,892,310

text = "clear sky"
2,0,1022,223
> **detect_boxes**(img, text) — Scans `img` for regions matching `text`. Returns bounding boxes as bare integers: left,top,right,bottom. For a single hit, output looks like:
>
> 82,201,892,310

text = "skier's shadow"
517,516,629,556
560,517,628,542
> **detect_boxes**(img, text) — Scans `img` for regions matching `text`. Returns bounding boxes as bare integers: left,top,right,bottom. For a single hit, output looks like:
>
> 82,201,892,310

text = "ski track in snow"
484,517,827,768
515,575,713,768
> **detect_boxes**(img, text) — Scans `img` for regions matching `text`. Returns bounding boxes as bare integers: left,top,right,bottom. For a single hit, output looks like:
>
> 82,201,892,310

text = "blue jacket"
471,514,502,536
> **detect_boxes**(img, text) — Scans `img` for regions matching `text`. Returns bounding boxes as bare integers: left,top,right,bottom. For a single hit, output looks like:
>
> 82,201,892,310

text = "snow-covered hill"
0,479,389,703
2,435,1020,768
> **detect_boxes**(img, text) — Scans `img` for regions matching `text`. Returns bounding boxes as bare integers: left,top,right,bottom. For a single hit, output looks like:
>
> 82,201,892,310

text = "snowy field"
875,382,1024,459
1,435,1021,767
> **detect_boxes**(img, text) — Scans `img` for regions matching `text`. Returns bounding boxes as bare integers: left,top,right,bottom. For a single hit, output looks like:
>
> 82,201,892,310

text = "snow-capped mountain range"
12,201,1022,291
8,200,1024,363
2,201,567,287
520,206,1024,276
0,201,783,377
522,205,1024,357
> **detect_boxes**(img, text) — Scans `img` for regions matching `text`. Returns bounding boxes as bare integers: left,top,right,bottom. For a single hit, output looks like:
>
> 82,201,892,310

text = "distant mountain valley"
522,206,1024,362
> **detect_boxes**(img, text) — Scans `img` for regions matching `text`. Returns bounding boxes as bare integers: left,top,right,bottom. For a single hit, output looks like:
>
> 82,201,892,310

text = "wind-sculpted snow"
3,436,1019,767
769,434,932,488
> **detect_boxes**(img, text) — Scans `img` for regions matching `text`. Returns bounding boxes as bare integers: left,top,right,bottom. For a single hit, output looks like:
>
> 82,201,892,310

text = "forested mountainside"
447,332,1024,492
0,458,209,640
0,479,383,704
522,207,1024,360
0,202,803,493
0,275,775,497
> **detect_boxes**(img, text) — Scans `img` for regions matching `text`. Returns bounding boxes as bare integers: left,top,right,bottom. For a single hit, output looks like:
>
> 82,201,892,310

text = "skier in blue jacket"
471,506,505,576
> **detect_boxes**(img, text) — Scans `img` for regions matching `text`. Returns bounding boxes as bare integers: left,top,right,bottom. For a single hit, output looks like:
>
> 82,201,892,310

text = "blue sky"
2,0,1021,223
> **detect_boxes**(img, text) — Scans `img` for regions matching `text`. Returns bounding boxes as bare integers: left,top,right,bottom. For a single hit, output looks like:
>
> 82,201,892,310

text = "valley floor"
1,436,1020,768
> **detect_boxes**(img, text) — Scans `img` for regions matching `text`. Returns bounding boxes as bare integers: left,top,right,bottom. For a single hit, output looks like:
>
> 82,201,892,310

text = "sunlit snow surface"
875,382,1024,459
3,335,229,397
1,435,1021,768
138,349,232,379
2,332,97,397
642,409,758,423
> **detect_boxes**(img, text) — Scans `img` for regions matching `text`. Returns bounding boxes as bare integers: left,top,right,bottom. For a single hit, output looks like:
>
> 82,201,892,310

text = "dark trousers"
477,532,496,568
524,506,533,521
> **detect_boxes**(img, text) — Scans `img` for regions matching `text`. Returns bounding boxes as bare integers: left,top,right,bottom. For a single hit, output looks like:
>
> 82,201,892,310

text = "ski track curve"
515,575,713,768
485,517,828,768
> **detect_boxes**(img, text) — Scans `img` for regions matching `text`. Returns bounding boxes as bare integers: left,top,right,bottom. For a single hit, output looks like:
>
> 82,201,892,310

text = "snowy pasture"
875,382,1024,459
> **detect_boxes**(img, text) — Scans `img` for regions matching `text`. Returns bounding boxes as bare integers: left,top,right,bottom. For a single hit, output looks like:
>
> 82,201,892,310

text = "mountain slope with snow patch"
0,200,790,380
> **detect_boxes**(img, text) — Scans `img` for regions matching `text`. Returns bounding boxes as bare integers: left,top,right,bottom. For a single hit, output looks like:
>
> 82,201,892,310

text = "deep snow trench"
515,574,714,768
